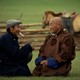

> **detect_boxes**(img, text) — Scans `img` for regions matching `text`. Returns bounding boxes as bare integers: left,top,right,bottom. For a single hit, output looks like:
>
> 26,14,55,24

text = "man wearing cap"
0,19,33,76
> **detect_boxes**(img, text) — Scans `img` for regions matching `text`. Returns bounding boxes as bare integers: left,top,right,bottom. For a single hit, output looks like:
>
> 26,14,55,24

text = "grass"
0,0,80,23
0,51,80,80
0,0,80,79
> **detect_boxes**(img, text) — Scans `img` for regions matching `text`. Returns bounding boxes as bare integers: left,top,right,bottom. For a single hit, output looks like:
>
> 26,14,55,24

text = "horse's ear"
70,12,78,18
71,12,76,15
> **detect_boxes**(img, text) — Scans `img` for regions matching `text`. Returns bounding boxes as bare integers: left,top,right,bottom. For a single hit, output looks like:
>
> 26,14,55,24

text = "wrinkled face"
42,14,49,29
10,24,21,36
49,20,61,33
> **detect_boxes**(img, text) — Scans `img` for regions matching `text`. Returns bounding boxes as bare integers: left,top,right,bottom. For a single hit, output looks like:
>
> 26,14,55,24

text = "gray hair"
49,17,63,27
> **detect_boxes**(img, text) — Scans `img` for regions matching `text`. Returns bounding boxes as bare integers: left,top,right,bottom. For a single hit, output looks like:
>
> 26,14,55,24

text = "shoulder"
61,30,73,37
59,31,74,41
0,33,12,41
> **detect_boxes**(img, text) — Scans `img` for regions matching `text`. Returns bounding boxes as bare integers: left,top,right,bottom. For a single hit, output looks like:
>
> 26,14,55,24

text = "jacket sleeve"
35,56,45,65
1,36,33,59
47,58,59,68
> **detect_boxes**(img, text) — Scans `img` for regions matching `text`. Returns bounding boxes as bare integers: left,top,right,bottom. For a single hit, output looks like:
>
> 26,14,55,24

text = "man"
32,17,75,76
0,19,33,76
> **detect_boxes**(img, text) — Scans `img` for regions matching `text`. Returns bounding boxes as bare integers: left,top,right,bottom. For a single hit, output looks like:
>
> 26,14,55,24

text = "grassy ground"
0,51,80,80
0,0,80,23
0,0,80,80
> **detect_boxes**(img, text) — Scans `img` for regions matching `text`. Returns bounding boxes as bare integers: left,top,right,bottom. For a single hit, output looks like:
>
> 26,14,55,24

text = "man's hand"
40,60,48,66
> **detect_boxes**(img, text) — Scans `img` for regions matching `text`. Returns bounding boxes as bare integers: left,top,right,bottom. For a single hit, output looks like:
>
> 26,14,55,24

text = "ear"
10,27,14,32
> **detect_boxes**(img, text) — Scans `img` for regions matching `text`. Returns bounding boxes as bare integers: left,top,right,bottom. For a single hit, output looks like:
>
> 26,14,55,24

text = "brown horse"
42,11,80,34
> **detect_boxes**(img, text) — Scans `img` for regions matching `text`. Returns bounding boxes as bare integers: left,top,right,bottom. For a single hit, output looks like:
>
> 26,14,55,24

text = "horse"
42,11,80,35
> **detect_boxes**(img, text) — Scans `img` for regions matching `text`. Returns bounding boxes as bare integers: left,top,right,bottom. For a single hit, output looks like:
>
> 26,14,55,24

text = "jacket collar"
7,32,18,40
50,28,64,37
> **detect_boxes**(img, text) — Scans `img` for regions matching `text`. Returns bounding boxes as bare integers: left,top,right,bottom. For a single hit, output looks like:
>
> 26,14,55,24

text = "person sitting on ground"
0,19,34,76
32,17,76,76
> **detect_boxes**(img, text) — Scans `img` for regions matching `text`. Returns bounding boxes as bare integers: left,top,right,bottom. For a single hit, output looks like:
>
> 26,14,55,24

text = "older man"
32,17,75,76
0,19,33,76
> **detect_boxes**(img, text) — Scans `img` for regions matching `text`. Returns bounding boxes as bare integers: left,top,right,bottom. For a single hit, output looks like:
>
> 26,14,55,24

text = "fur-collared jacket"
33,28,75,76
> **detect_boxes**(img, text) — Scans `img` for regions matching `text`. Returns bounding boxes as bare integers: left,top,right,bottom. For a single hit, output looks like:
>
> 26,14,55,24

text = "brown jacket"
32,29,75,76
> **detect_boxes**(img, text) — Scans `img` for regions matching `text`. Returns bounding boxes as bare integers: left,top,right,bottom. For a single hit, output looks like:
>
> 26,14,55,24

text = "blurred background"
0,0,80,23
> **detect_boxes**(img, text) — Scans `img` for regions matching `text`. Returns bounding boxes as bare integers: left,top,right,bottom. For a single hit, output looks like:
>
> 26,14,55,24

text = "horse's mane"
45,11,63,17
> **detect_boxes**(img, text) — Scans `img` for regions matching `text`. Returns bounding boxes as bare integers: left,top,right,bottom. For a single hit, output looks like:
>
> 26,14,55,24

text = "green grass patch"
0,0,80,79
0,0,80,23
0,51,80,80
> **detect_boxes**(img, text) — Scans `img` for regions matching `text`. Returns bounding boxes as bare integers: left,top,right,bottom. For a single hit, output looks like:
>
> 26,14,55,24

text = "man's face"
10,24,21,36
49,21,61,33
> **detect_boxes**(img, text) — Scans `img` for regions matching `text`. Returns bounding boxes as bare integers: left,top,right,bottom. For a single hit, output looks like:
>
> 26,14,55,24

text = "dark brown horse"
42,11,80,34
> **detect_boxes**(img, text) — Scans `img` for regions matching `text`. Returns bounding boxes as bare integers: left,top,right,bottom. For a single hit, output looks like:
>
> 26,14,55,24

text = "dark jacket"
32,28,75,76
0,32,33,76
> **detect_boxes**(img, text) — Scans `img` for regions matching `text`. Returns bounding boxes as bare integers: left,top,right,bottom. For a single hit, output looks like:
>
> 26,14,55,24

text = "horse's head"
42,11,63,29
42,11,55,29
